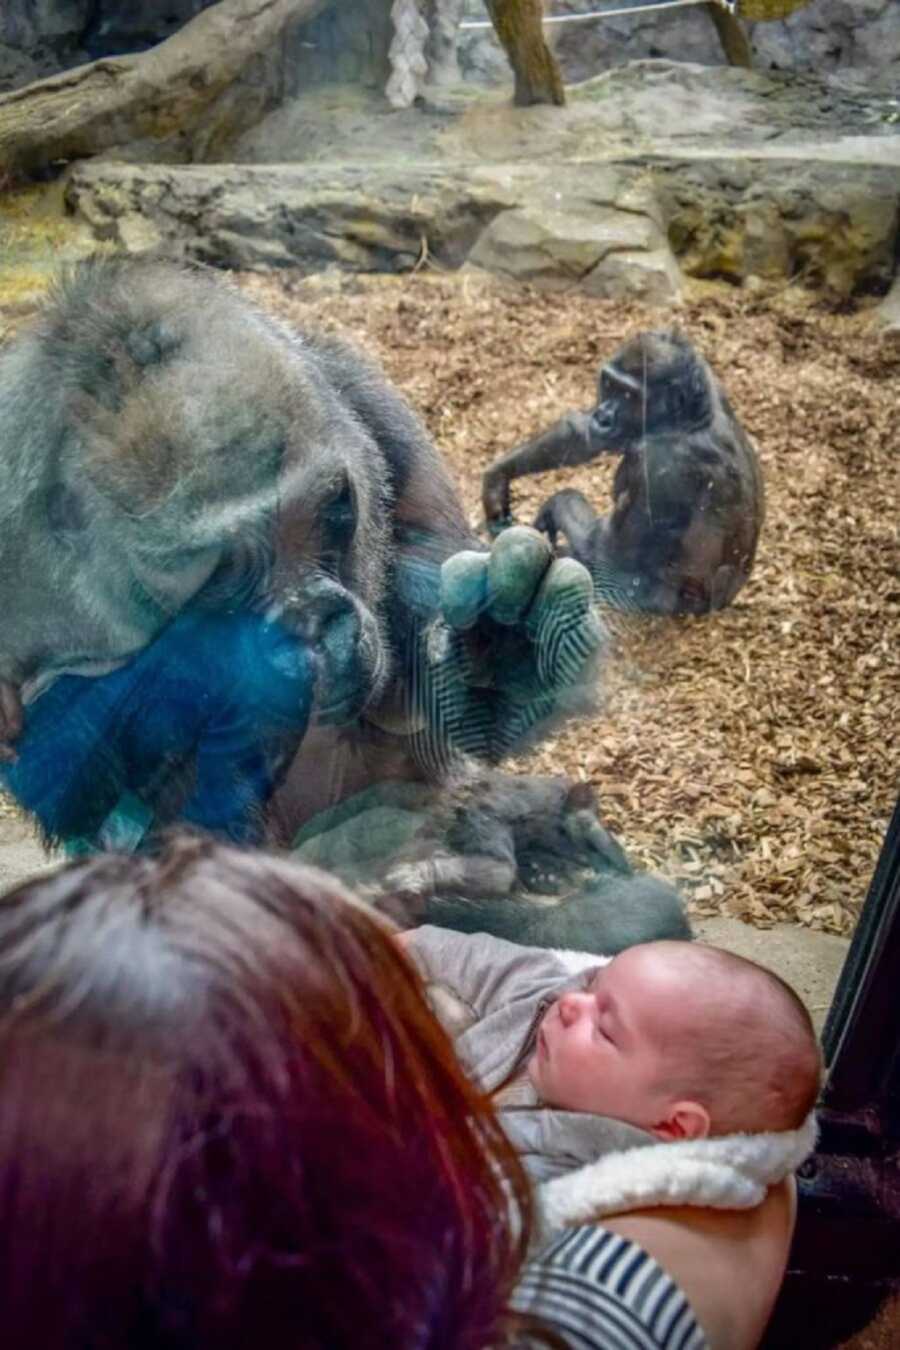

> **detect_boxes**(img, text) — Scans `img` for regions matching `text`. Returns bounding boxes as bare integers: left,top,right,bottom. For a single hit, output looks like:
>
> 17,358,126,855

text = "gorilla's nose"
589,404,616,445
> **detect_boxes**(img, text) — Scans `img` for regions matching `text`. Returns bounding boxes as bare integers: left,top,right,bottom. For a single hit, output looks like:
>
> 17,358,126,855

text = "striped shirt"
513,1226,708,1350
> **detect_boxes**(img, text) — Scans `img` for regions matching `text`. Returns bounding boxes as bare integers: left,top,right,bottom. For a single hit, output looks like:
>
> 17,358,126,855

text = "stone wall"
0,0,392,95
459,0,900,89
3,0,898,98
0,1,215,91
288,0,392,92
0,0,88,90
0,1,221,89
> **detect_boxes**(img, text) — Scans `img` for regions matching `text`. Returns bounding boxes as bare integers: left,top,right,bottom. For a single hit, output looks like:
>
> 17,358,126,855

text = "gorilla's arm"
532,489,602,565
423,873,690,956
274,334,607,789
414,527,606,770
482,411,599,527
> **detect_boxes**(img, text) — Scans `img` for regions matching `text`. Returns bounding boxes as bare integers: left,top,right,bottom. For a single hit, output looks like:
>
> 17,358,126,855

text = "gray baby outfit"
404,924,654,1182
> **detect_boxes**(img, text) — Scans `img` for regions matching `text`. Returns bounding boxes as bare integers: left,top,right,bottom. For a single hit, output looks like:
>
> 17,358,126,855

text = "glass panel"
0,0,897,1044
822,794,900,1107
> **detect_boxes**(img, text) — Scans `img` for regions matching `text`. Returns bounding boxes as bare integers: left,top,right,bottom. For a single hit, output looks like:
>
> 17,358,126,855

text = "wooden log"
706,3,753,68
486,0,565,108
0,0,331,179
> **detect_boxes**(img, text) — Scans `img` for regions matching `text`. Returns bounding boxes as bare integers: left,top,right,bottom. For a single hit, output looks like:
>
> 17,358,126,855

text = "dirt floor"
234,267,899,940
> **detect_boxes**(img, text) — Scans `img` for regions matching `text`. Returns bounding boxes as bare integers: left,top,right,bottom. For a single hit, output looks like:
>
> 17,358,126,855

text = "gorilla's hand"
0,680,22,764
274,572,389,728
420,527,606,765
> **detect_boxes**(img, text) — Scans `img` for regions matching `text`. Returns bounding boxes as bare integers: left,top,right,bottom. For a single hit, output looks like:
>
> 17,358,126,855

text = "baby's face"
527,944,688,1129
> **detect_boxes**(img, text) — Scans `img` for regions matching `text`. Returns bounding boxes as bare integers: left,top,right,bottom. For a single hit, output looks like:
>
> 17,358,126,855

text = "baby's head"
527,940,822,1140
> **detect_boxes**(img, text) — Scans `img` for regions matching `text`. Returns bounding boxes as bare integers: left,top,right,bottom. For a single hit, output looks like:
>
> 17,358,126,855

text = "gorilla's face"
590,333,714,451
0,316,391,730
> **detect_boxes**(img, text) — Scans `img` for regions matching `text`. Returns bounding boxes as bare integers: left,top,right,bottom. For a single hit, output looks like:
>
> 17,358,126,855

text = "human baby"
400,926,822,1224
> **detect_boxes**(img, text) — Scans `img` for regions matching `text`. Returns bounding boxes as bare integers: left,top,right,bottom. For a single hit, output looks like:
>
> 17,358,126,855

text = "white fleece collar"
539,1111,818,1238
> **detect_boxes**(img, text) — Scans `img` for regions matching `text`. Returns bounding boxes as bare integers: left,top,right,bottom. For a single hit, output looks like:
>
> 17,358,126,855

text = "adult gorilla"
0,258,600,846
0,260,687,950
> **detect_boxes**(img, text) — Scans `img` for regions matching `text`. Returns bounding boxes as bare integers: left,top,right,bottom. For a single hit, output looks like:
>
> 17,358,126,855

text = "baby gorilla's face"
527,945,686,1131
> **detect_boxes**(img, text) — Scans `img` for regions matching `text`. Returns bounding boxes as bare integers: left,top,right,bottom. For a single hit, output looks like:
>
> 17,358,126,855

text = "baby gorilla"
482,331,765,615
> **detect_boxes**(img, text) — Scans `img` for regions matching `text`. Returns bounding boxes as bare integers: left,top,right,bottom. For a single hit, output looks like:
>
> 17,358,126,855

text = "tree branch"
0,0,332,178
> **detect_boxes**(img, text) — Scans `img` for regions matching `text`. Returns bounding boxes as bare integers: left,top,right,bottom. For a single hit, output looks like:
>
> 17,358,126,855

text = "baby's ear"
651,1101,711,1142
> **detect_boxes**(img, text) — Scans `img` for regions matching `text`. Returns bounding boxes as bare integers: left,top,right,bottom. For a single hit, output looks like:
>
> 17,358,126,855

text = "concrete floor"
0,817,61,891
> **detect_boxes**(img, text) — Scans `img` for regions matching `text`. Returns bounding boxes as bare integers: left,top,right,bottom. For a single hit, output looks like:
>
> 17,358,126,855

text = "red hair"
0,834,532,1349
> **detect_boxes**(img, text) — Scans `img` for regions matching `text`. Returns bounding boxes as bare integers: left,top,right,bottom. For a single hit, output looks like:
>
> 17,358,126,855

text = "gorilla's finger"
440,550,488,631
526,556,593,635
486,526,552,627
526,557,604,687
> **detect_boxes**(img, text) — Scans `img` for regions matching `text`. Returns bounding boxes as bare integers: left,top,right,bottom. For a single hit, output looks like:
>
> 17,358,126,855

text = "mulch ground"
238,269,899,938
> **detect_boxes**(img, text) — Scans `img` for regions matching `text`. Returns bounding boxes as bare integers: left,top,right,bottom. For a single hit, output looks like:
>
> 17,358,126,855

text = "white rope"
460,0,735,28
388,0,741,106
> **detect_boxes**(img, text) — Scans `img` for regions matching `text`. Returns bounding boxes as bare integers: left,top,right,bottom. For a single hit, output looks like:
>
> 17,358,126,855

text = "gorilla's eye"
320,473,358,579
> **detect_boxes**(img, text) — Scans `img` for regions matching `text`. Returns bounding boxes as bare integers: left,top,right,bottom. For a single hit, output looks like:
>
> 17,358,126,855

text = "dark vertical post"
486,0,565,107
706,3,753,67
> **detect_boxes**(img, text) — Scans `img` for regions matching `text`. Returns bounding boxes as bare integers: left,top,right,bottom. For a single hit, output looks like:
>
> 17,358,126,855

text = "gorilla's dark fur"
0,260,688,952
483,330,765,616
291,773,691,954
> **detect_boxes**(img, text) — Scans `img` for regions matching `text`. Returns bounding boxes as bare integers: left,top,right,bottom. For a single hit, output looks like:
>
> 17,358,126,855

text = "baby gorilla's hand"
0,680,22,763
423,527,606,763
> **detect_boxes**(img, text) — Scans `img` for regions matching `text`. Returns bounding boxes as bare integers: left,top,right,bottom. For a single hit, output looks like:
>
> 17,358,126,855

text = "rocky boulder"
62,63,900,302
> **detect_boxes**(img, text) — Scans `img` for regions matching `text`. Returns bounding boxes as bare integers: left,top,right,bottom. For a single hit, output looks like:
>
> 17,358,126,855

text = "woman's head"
0,834,530,1349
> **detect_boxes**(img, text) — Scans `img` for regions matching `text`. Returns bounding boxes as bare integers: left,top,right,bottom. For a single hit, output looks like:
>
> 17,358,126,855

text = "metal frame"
763,795,900,1346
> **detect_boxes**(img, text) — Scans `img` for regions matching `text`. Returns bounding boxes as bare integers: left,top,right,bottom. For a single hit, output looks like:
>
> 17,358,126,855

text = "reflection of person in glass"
483,331,765,615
